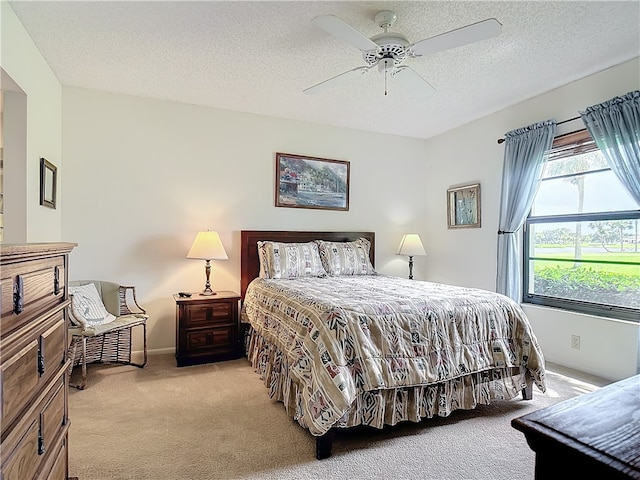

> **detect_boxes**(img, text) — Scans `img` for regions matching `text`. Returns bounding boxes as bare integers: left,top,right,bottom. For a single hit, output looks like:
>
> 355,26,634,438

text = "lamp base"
199,289,217,296
408,255,414,280
199,260,217,296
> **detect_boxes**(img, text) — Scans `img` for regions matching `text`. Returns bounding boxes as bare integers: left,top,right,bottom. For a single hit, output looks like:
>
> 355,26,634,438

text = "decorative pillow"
69,283,116,326
67,304,86,329
316,238,376,276
257,241,271,279
258,241,327,279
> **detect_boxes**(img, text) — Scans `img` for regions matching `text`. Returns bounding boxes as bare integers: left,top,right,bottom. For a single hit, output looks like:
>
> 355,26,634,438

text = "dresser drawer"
183,325,236,353
1,310,67,430
37,434,68,480
1,255,66,337
40,378,66,459
1,374,67,480
1,418,40,480
183,302,234,327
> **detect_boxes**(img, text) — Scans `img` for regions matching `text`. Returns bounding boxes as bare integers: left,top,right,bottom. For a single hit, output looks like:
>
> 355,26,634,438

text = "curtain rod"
496,115,581,144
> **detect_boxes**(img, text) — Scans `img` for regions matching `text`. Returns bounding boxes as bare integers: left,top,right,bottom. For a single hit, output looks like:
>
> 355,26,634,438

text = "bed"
240,230,546,459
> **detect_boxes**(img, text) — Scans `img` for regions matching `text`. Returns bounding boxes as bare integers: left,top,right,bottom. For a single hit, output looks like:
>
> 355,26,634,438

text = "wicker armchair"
68,280,148,389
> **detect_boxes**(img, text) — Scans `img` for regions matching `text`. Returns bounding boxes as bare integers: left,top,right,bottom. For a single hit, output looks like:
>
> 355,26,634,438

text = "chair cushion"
69,283,116,327
69,314,148,337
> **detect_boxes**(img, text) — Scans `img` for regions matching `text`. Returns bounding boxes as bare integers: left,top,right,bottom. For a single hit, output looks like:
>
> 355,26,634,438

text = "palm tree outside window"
523,129,640,321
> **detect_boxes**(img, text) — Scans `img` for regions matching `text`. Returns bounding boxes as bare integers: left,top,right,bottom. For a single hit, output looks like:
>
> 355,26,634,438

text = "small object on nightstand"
178,292,192,298
174,291,241,367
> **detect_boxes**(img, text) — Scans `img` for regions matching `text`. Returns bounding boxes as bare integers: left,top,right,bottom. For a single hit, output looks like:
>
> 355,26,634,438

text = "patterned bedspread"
241,275,546,435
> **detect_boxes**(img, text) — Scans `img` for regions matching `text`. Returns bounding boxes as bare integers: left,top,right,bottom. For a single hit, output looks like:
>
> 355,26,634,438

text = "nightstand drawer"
184,326,235,352
183,302,233,327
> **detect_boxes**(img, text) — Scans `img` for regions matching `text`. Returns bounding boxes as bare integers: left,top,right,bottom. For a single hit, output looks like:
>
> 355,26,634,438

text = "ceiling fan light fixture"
363,33,409,66
305,10,502,98
377,57,395,73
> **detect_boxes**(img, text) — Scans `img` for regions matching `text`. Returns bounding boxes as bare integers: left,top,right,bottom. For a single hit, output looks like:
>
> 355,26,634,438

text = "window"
523,129,640,322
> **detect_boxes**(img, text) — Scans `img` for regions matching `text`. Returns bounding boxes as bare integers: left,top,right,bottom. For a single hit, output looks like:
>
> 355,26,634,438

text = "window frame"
522,129,640,323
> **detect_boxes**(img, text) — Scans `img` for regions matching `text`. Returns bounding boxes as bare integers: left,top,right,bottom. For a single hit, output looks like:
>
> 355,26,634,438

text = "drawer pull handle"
13,275,24,314
38,414,46,455
38,336,45,376
38,351,45,376
54,266,60,295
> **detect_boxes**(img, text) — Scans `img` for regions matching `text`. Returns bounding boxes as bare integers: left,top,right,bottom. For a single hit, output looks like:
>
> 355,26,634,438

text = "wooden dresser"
1,242,76,480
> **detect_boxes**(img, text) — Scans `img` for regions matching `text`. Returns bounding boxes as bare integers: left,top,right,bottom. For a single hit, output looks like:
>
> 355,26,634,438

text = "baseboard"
545,361,610,387
131,347,175,360
148,347,175,356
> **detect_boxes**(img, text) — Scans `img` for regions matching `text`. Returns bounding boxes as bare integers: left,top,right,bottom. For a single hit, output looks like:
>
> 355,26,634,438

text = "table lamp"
187,230,228,295
397,233,426,279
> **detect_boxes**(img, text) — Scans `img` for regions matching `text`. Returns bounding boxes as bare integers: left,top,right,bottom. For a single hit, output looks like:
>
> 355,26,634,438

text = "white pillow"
69,283,116,326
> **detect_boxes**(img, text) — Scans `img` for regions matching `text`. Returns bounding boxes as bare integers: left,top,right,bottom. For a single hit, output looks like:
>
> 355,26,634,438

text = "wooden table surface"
512,374,640,479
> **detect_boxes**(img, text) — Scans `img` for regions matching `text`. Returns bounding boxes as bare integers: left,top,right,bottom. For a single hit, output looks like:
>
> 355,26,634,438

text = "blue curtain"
581,91,640,375
580,90,640,204
496,120,557,301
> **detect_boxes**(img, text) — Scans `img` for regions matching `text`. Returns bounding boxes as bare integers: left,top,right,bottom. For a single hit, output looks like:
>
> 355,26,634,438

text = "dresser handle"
38,422,47,455
38,351,45,376
13,275,24,314
54,266,60,295
38,336,45,376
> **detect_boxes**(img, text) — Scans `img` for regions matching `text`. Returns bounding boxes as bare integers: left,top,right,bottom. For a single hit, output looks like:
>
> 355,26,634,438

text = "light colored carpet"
68,354,607,480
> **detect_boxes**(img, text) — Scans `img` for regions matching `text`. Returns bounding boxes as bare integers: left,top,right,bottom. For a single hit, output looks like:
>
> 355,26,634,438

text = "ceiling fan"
304,10,502,98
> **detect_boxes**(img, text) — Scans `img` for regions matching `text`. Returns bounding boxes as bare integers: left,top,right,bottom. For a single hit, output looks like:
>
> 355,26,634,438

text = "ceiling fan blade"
311,15,379,51
392,66,435,99
411,18,502,57
304,66,371,94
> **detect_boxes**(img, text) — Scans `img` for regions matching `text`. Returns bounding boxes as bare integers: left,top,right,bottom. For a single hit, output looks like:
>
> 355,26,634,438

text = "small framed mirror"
40,157,57,209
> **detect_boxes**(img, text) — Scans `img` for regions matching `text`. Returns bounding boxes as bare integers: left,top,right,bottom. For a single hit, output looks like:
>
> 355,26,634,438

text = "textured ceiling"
8,1,640,140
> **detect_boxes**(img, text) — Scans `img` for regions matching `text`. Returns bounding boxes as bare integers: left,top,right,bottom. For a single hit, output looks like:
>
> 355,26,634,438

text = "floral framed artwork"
275,152,350,211
40,157,57,209
447,183,481,229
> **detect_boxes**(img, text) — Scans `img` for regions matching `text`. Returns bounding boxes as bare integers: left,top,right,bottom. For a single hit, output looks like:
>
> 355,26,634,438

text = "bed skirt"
245,326,532,435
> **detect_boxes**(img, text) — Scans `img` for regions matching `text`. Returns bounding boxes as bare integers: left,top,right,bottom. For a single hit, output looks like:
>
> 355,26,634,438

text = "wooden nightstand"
174,291,241,367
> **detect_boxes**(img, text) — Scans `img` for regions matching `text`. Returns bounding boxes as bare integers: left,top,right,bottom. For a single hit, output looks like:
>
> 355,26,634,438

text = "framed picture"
447,183,481,229
275,152,350,211
40,157,57,209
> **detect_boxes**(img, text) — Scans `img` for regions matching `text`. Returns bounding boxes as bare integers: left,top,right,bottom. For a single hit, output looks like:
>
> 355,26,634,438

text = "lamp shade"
397,234,426,256
187,231,228,260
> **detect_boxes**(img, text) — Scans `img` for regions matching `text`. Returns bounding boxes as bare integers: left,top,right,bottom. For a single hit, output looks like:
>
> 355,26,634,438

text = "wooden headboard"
240,230,375,298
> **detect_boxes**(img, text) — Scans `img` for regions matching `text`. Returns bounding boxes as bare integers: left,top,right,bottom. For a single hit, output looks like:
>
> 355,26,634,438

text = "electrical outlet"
571,335,581,350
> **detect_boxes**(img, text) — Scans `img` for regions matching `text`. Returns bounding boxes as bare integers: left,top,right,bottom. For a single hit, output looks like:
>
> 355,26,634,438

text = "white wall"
1,1,63,242
8,0,637,380
2,87,27,242
61,87,430,354
422,58,640,381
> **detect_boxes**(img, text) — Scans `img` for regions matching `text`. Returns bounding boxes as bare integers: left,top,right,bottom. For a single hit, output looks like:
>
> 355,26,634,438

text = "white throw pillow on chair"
69,283,116,326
